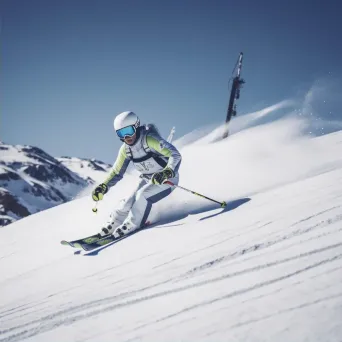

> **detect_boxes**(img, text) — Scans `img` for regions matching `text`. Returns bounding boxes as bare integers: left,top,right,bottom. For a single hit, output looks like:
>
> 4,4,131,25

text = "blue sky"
2,0,341,163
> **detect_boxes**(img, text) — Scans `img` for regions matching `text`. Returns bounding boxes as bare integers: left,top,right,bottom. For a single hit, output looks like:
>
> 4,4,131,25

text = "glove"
92,183,108,201
151,167,175,185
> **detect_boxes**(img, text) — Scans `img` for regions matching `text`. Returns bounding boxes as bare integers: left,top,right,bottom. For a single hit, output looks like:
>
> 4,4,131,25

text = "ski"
60,233,103,248
61,221,152,251
76,234,121,251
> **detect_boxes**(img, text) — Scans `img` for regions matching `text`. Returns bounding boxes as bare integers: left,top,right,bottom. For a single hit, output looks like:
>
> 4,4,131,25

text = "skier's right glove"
151,167,175,185
92,183,108,201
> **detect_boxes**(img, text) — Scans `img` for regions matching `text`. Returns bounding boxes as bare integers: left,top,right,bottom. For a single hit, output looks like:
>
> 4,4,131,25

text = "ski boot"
113,221,137,238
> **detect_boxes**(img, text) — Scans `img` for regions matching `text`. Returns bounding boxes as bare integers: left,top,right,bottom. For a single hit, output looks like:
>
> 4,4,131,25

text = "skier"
92,111,182,238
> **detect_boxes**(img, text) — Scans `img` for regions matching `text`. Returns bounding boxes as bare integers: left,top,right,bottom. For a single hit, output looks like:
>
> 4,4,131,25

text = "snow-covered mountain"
1,111,342,341
0,143,110,227
57,157,111,183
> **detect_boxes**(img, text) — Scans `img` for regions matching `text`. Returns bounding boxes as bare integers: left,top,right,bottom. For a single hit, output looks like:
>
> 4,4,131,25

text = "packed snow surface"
1,111,342,341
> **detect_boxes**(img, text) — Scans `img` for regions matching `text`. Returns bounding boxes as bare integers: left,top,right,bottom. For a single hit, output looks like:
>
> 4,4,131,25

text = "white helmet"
113,111,140,139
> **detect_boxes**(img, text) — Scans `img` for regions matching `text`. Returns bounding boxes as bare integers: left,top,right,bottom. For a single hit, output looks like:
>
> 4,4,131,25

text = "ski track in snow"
1,116,342,341
1,205,342,342
1,250,342,342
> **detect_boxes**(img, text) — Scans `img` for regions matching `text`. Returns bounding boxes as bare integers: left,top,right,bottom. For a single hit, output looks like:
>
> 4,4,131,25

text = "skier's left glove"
151,167,175,185
92,183,108,201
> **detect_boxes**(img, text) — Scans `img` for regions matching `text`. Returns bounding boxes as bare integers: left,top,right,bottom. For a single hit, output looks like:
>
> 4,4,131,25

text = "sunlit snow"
1,92,342,341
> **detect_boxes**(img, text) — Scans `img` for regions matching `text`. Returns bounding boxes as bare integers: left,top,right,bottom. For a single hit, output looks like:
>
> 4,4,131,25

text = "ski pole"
164,181,226,208
92,202,99,213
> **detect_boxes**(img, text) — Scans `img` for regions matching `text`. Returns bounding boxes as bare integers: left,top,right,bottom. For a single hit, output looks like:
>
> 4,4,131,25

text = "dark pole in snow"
222,52,245,139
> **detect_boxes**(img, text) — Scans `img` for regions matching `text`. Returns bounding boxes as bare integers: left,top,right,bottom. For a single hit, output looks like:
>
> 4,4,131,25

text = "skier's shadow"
84,197,250,256
149,197,251,228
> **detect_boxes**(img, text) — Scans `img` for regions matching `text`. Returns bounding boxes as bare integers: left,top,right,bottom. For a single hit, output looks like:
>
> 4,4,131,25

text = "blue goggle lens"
116,125,136,139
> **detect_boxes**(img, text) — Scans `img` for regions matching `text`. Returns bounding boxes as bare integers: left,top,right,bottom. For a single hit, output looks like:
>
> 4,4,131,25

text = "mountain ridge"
0,142,111,227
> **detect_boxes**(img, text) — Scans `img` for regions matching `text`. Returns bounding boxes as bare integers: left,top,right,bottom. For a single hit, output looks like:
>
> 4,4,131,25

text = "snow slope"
1,115,342,342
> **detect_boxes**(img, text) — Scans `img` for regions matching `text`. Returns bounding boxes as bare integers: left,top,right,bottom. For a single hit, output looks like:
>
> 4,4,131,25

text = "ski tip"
73,243,83,249
61,240,70,246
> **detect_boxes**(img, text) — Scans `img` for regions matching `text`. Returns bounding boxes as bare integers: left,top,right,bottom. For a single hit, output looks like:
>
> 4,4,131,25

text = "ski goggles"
116,125,136,139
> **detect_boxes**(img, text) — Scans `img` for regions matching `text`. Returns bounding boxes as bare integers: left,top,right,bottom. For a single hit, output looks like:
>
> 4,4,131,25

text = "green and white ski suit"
102,125,182,232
